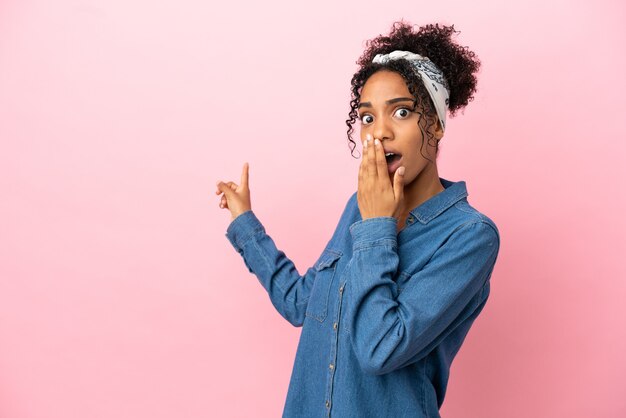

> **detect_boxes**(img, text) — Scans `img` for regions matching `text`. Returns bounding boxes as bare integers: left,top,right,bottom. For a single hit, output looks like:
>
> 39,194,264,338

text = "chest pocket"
305,248,343,323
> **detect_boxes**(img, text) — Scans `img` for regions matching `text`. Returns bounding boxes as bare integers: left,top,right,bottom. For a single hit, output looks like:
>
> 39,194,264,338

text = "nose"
371,115,393,142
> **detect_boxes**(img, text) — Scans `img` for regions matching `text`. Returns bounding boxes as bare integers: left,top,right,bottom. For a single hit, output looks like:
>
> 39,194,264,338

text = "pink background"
2,1,625,417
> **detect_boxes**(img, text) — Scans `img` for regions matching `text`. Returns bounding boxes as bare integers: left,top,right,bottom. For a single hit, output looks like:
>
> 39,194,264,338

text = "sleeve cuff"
225,210,265,252
349,216,398,251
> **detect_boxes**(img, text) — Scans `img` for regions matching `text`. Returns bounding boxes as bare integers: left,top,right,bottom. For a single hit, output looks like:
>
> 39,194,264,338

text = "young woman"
215,21,501,418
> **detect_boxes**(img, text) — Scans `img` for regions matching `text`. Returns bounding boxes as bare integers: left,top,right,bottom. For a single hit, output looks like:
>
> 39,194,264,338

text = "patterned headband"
372,50,450,132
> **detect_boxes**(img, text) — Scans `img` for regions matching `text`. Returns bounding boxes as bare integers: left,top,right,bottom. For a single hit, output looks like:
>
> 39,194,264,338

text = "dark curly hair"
346,20,481,162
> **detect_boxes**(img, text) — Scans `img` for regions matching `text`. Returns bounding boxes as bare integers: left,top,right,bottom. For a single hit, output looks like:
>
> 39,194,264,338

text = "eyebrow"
357,97,415,109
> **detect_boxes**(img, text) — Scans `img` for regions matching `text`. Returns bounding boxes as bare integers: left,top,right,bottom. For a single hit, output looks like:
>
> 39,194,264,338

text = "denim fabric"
225,177,501,418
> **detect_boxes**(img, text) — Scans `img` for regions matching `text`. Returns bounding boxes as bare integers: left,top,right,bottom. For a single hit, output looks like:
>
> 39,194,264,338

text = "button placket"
324,280,345,416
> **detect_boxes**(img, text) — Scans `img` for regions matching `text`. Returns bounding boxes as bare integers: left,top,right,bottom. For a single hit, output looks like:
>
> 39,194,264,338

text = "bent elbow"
357,353,395,376
286,316,304,328
282,304,306,328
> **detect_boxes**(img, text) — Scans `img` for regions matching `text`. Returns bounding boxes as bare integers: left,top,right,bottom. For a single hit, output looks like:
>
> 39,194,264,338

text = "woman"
215,21,501,418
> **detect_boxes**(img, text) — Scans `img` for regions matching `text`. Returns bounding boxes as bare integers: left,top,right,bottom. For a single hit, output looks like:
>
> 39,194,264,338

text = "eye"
360,114,374,125
394,107,412,118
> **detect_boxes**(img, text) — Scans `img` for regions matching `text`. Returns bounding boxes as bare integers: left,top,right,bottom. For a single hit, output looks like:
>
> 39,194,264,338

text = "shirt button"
333,322,338,330
339,285,344,294
326,400,330,408
329,363,334,370
408,216,415,224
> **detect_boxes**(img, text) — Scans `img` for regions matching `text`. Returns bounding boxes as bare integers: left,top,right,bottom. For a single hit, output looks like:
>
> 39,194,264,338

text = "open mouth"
385,152,402,165
384,152,403,174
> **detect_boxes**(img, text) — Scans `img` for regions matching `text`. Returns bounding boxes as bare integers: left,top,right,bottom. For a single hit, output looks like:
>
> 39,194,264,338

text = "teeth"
385,153,394,157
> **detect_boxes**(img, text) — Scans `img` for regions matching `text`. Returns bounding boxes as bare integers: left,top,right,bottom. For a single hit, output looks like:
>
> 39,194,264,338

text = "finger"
374,138,387,180
366,136,377,178
227,181,237,190
240,162,249,189
359,137,367,183
362,135,369,176
216,181,236,197
394,166,405,203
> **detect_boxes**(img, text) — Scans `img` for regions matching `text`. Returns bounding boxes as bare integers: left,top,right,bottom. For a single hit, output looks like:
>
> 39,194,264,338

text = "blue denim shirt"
225,177,500,418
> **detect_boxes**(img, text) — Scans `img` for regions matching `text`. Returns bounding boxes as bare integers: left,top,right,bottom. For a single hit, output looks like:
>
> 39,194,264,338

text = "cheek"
406,145,429,167
404,124,423,145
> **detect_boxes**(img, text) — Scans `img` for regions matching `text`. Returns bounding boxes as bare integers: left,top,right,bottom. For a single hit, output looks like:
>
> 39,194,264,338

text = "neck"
400,162,445,216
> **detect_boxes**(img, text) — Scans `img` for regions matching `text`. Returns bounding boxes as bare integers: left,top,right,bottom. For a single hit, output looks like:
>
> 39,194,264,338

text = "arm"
218,163,347,327
225,210,319,327
344,217,500,375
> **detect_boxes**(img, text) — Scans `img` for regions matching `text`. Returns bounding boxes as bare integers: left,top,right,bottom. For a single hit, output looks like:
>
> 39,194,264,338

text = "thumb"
393,166,405,202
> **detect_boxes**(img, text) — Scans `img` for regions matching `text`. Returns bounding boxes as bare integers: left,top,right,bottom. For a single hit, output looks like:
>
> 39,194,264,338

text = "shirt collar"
408,177,468,224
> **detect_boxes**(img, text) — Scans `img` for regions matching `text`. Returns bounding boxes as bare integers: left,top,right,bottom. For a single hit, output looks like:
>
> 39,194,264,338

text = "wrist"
231,208,251,221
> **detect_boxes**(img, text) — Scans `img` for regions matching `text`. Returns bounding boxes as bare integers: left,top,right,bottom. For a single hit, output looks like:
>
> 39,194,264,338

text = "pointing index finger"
241,162,249,188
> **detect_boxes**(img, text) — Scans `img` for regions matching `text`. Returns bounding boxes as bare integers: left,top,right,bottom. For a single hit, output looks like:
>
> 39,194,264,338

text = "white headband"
372,50,450,132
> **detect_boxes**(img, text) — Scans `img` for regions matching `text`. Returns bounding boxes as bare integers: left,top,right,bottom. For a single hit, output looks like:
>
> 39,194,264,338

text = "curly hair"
345,20,481,162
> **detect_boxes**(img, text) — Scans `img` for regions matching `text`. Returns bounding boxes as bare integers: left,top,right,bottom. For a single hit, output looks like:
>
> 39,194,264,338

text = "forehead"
360,70,412,101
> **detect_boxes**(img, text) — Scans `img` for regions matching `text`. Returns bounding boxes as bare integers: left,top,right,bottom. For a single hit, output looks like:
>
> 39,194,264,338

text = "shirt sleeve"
344,217,500,375
224,210,318,327
224,195,353,327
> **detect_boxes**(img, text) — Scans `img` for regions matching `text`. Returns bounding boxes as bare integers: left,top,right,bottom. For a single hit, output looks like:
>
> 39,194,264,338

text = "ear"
432,118,444,141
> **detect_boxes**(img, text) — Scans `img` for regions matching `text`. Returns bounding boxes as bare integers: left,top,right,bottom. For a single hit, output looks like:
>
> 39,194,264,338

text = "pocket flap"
314,249,343,271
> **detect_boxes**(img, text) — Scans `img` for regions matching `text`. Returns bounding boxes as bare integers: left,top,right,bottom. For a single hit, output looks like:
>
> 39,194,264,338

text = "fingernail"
398,166,405,175
374,138,380,146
